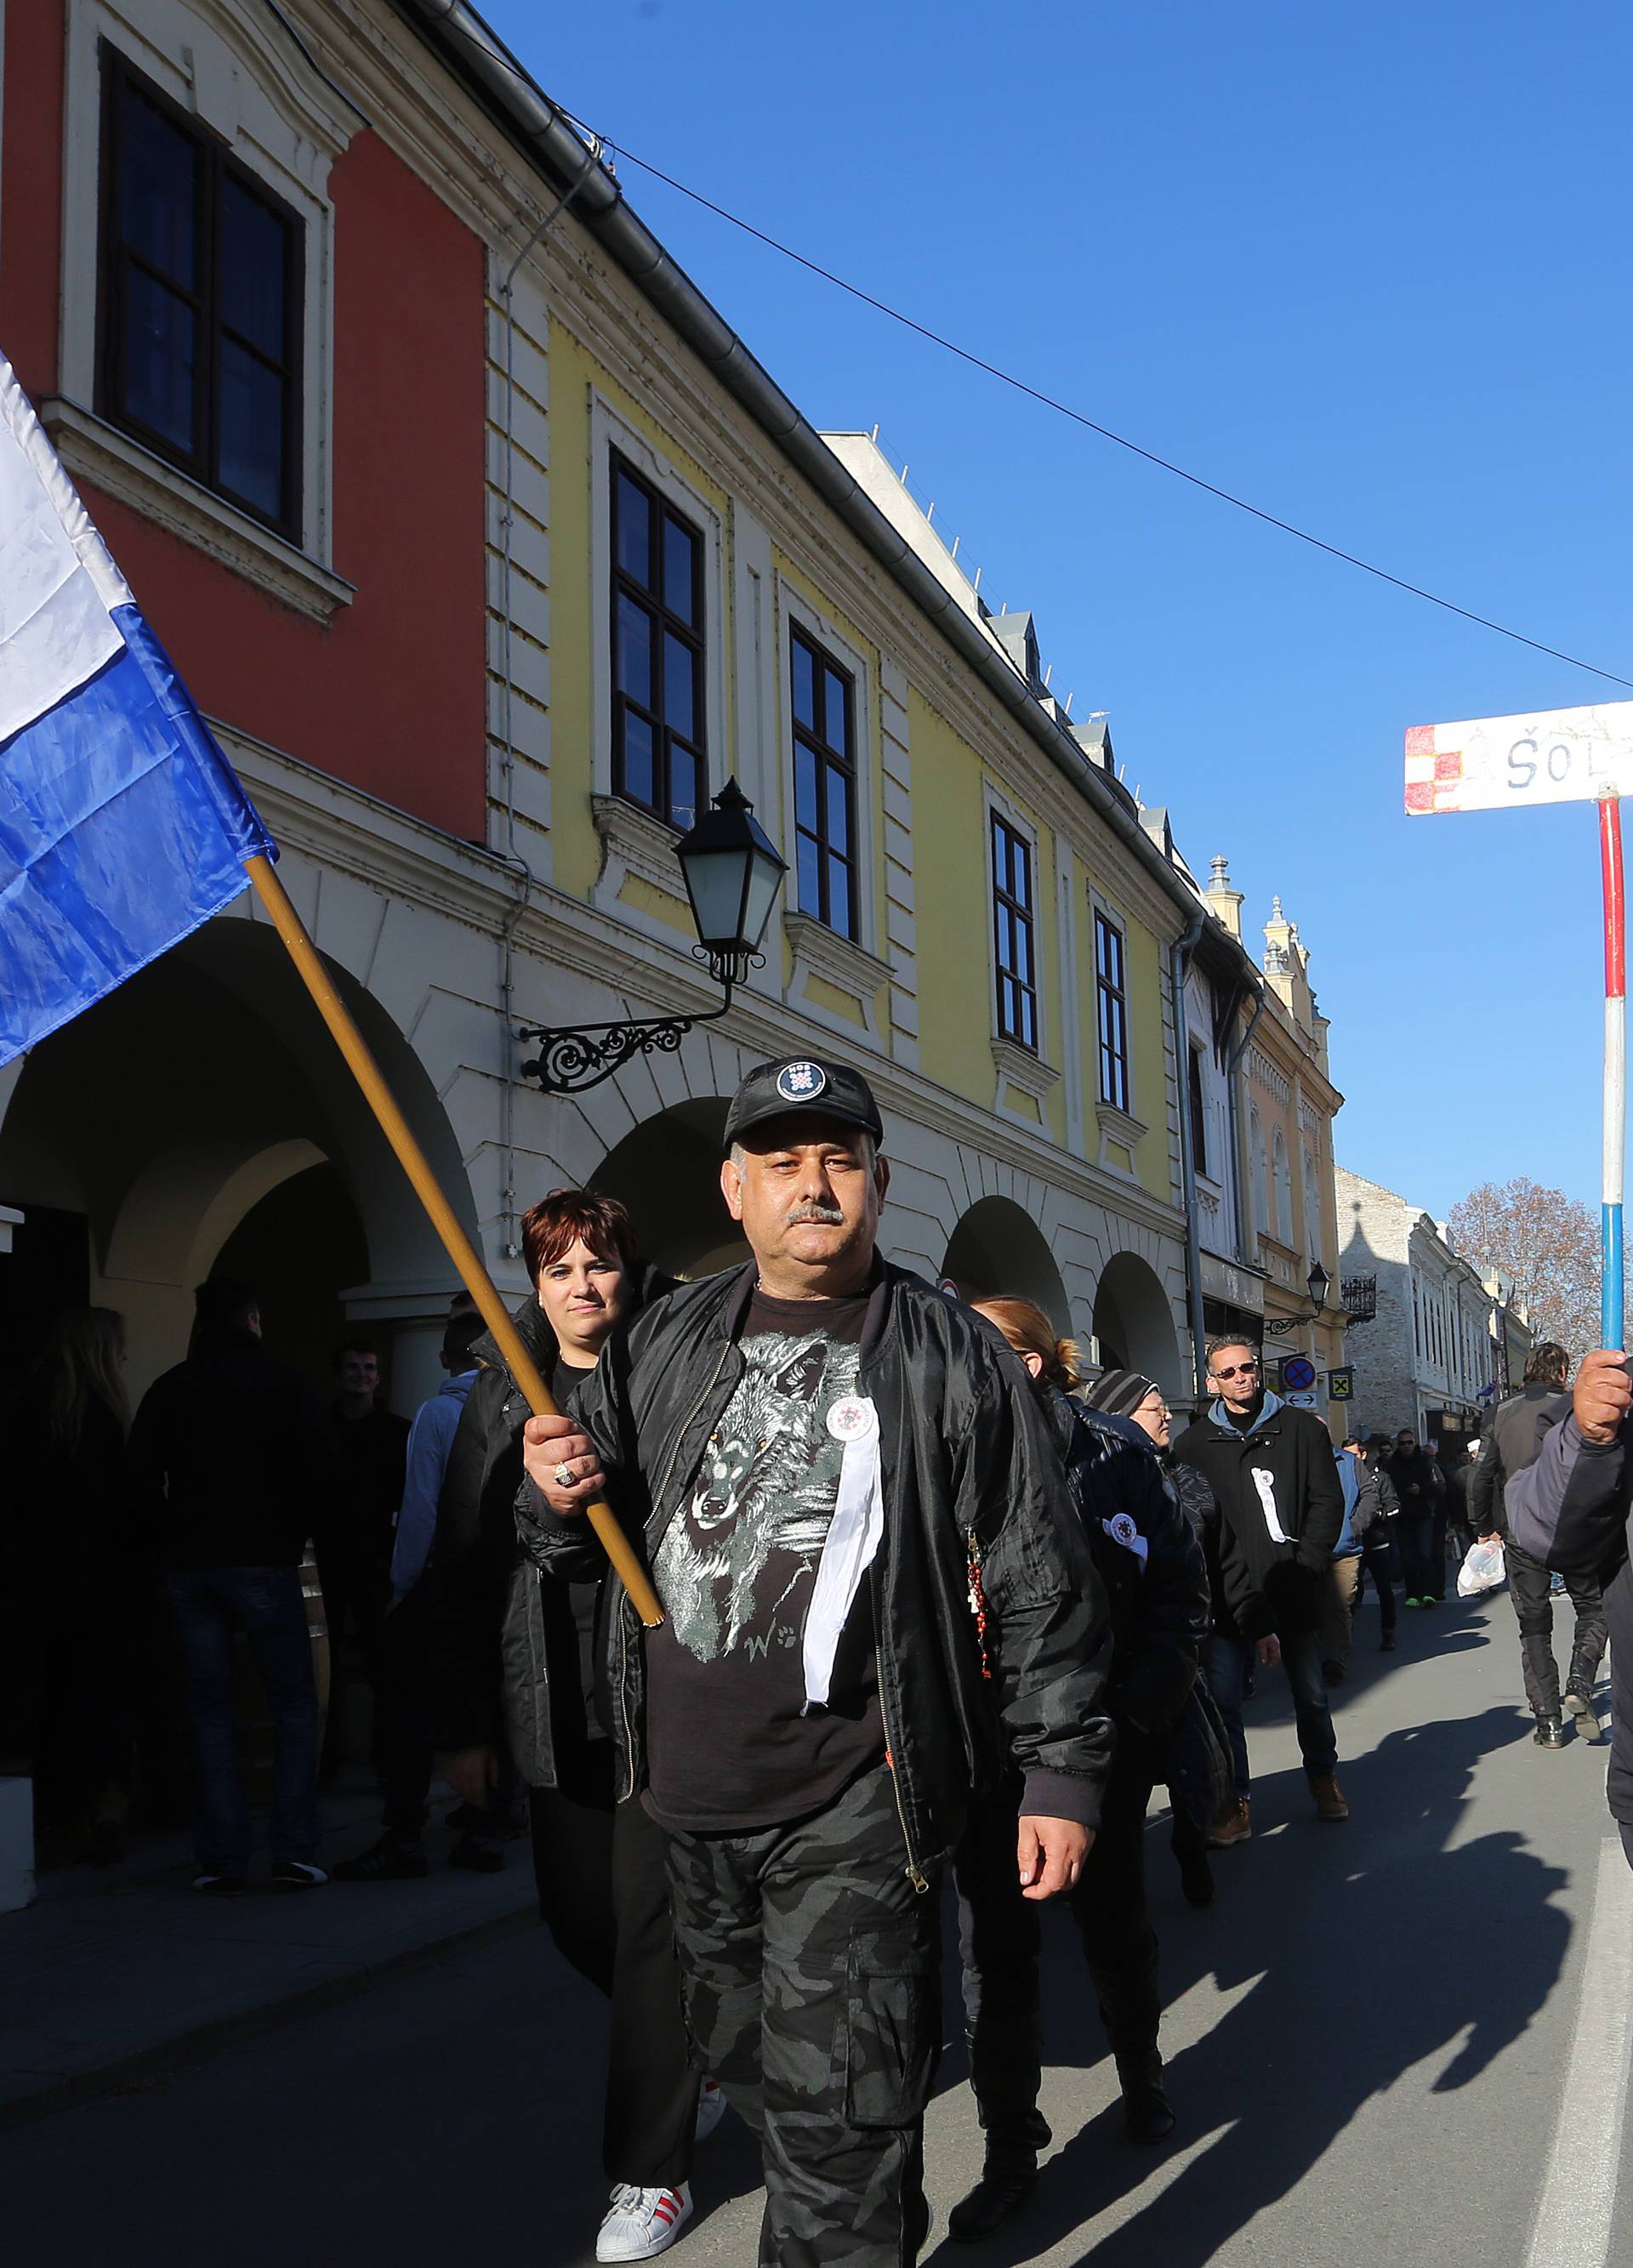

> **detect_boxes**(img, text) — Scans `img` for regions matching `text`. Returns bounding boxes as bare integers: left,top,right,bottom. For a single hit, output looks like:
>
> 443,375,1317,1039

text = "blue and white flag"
0,349,274,1066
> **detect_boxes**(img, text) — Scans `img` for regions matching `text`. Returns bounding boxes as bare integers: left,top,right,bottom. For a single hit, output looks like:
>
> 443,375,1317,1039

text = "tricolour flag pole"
244,854,664,1627
1600,788,1625,1352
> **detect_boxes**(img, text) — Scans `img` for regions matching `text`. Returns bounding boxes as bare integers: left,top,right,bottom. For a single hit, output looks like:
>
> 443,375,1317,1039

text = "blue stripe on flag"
0,600,276,1065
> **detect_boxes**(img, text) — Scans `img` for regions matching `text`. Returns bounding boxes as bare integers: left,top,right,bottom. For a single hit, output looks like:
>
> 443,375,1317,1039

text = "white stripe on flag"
0,351,134,745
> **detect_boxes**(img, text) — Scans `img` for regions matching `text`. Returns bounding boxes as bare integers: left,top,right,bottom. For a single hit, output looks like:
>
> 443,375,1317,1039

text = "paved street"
2,1586,1626,2268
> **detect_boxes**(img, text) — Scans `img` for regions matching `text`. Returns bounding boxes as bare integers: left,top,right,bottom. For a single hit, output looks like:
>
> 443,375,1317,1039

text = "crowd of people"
4,1048,1620,2268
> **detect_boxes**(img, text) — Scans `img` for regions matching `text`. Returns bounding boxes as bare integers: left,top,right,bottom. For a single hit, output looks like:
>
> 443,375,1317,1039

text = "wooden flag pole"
243,854,663,1627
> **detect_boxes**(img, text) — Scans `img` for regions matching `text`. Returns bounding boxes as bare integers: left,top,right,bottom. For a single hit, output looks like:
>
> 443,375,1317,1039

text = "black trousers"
955,1748,1163,2161
374,1590,434,1839
530,1742,697,2190
664,1765,939,2268
1505,1539,1607,1719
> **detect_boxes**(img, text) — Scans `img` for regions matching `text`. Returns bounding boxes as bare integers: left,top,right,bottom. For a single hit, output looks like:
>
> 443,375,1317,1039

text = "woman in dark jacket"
424,1191,705,2265
948,1300,1211,2244
5,1307,136,1863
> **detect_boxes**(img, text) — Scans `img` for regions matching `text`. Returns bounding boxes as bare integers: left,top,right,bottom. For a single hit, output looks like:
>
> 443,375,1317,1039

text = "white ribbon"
1251,1464,1291,1543
802,1398,884,1711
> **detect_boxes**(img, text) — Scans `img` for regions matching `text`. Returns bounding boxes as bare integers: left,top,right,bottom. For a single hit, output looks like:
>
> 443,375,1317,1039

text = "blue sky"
488,0,1632,1219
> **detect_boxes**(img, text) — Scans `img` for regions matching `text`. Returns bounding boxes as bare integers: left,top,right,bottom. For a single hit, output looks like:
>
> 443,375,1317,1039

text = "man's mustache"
787,1202,845,1226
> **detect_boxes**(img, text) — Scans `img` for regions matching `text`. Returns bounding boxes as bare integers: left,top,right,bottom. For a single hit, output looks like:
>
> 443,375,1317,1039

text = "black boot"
1118,2058,1176,2144
948,2152,1038,2242
1533,1714,1569,1748
1566,1649,1599,1717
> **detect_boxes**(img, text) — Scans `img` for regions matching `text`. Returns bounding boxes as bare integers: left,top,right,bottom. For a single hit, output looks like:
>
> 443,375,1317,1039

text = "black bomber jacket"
515,1260,1116,1884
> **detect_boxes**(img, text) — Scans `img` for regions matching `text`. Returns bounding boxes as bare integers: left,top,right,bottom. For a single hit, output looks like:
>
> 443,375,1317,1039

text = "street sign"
1282,1355,1317,1393
1284,1389,1320,1410
1404,701,1633,817
1329,1366,1355,1401
1403,705,1628,1350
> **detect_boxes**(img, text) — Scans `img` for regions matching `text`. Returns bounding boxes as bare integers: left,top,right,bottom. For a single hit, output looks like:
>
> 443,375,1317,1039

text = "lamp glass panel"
680,844,752,947
742,844,785,946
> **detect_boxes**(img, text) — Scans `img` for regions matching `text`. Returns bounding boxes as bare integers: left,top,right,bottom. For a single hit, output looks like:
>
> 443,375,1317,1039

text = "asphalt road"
3,1585,1626,2268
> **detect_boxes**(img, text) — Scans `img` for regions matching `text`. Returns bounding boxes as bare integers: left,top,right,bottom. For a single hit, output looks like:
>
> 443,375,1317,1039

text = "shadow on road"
930,1694,1571,2266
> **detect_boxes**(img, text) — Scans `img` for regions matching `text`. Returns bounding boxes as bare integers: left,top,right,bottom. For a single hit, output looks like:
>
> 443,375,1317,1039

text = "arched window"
1250,1106,1268,1242
1272,1128,1293,1247
1303,1145,1321,1259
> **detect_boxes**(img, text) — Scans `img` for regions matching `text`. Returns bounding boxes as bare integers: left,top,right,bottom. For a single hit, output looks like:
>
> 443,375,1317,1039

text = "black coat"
1047,1389,1208,1743
1469,1385,1568,1539
424,1265,674,1779
517,1260,1116,1874
1172,1394,1346,1640
127,1329,331,1570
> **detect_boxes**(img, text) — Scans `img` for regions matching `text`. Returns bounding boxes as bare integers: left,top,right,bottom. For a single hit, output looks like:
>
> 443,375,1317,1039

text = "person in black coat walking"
1471,1343,1605,1743
947,1307,1211,2244
424,1189,703,2265
1172,1334,1348,1837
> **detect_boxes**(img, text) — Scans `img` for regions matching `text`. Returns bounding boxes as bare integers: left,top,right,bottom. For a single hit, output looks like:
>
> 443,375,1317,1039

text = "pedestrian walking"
315,1336,409,1780
1471,1344,1606,1747
1174,1336,1348,1833
1319,1442,1366,1685
1346,1435,1400,1651
942,1316,1209,2244
4,1307,139,1865
519,1057,1114,2268
330,1309,486,1882
126,1279,331,1894
1080,1367,1232,1905
1386,1430,1443,1607
1509,1352,1633,1850
429,1190,703,2262
1448,1439,1482,1567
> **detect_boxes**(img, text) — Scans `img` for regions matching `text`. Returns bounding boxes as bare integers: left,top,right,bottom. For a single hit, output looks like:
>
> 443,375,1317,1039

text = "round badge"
826,1395,874,1443
1109,1513,1139,1549
776,1060,828,1104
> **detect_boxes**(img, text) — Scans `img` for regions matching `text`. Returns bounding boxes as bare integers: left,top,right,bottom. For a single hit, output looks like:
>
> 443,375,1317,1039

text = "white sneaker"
695,2078,726,2143
596,2185,693,2262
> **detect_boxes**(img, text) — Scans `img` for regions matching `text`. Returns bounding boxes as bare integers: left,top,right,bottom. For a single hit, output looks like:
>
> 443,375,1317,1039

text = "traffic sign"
1329,1367,1355,1401
1282,1355,1317,1394
1404,701,1633,817
1284,1390,1320,1410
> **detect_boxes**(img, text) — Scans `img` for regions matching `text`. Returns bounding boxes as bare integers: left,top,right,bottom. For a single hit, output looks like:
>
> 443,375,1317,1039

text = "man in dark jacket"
1173,1334,1348,1830
1507,1349,1633,1841
127,1278,331,1894
519,1056,1114,2268
1387,1430,1445,1606
1471,1343,1605,1744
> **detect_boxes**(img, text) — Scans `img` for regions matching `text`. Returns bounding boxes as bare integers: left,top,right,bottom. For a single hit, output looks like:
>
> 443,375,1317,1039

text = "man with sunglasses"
1174,1336,1348,1834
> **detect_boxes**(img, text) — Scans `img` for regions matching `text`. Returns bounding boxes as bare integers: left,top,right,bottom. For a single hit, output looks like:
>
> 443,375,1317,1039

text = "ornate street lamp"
520,779,787,1095
1265,1259,1334,1336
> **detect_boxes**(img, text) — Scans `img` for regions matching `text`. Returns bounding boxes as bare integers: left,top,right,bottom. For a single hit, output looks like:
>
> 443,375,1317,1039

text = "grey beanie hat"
1084,1367,1158,1419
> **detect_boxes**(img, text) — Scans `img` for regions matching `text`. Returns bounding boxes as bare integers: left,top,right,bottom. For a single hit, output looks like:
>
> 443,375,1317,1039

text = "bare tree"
1447,1178,1603,1358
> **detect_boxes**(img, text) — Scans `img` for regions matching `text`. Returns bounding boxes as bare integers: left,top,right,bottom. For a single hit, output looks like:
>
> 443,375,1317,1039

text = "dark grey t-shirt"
642,1288,885,1833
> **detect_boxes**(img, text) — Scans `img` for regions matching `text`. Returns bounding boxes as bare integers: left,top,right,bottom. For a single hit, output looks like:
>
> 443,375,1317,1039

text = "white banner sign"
1404,700,1633,816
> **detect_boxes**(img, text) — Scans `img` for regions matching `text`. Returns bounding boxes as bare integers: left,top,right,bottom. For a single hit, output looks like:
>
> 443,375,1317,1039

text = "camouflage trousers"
663,1765,940,2267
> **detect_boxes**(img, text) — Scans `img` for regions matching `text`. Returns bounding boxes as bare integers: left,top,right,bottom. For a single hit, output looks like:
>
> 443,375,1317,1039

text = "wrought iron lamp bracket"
519,948,760,1096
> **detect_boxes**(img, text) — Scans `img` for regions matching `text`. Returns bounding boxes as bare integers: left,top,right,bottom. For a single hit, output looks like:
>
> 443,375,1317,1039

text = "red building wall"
0,14,487,844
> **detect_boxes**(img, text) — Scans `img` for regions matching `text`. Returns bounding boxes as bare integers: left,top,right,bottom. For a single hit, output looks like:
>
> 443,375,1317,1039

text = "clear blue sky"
488,0,1632,1220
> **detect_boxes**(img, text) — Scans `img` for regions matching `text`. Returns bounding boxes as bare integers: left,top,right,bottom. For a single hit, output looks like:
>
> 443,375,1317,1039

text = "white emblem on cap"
826,1395,875,1443
777,1060,827,1102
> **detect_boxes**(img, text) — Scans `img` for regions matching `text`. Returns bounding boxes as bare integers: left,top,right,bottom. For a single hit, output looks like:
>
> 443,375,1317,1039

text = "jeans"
665,1766,937,2268
1505,1538,1608,1719
1400,1514,1439,1599
1355,1540,1397,1633
1208,1627,1337,1797
955,1742,1165,2164
166,1566,320,1876
530,1742,697,2189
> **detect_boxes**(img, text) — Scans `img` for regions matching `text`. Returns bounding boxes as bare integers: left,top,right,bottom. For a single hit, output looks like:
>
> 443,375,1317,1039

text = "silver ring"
554,1463,576,1490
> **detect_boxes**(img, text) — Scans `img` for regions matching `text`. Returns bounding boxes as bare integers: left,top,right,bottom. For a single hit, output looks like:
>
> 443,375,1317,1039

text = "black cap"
724,1056,884,1150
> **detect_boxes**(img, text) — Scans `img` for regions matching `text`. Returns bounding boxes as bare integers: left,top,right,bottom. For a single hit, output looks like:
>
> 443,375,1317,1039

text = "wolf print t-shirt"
643,1287,885,1832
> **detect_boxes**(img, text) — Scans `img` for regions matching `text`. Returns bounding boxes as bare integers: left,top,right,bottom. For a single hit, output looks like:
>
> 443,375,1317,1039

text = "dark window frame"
608,450,708,832
789,622,859,940
1095,907,1130,1112
1187,1044,1209,1176
991,812,1038,1052
97,43,304,540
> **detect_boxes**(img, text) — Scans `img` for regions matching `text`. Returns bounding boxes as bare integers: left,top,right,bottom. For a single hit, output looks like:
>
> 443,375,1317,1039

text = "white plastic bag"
1457,1538,1507,1598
